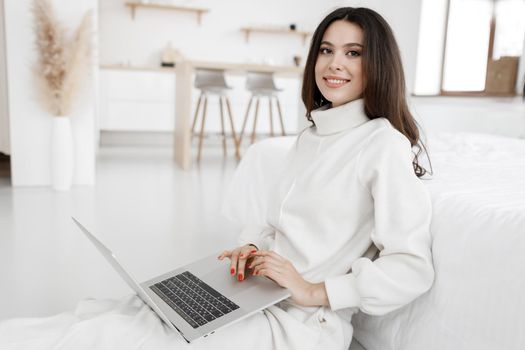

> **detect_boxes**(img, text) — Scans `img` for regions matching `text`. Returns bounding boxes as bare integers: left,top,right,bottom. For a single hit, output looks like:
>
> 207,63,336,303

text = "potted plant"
32,0,92,191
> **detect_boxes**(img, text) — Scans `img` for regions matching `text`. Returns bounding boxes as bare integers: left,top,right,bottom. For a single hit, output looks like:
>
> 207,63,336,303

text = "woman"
219,6,434,349
0,7,433,350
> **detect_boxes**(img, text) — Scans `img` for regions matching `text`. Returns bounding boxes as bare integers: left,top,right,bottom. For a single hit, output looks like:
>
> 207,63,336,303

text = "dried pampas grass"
32,0,92,117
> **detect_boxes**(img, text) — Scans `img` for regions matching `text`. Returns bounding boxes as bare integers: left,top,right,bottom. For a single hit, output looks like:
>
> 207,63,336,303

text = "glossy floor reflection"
0,146,242,320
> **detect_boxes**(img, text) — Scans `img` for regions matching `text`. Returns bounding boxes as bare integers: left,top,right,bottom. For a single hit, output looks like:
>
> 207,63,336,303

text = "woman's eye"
319,47,332,55
347,50,361,57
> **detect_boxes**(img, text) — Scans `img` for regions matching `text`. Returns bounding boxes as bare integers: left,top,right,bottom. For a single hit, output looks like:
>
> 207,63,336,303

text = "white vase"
51,117,74,191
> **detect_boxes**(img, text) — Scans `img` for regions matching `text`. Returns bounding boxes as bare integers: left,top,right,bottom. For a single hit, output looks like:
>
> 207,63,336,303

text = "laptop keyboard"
150,271,240,329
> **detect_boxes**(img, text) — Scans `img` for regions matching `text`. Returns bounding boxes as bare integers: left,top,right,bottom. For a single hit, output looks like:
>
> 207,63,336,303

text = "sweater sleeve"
324,127,434,315
237,225,275,251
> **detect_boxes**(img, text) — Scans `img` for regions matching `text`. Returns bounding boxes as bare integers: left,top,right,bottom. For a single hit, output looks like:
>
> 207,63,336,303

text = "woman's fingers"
249,250,284,270
251,259,282,276
217,250,231,260
236,246,258,281
254,266,283,286
248,255,280,270
251,250,285,262
219,245,258,281
249,251,290,287
229,248,240,277
218,247,288,283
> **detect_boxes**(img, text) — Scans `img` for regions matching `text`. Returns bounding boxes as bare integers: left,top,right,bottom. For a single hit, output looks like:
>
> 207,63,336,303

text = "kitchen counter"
100,61,303,76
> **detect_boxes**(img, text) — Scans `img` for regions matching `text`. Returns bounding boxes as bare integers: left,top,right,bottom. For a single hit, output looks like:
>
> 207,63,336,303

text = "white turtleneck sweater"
239,98,434,316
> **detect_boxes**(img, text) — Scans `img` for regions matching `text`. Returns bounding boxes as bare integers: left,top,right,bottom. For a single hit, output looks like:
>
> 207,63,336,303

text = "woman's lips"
323,77,350,88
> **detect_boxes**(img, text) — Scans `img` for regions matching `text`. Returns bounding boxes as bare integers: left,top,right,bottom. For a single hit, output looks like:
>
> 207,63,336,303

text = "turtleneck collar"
310,98,370,135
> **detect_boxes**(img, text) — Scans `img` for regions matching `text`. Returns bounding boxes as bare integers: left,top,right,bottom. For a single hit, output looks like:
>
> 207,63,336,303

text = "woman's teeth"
327,79,347,84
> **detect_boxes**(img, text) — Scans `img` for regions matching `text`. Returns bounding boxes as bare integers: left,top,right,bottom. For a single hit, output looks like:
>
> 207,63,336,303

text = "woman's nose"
328,54,344,71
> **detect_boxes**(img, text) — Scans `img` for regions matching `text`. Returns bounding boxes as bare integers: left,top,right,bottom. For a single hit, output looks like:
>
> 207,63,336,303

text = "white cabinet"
99,69,176,131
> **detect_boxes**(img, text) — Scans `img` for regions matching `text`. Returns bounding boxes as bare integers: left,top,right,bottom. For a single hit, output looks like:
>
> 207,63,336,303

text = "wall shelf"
124,2,209,25
241,26,312,45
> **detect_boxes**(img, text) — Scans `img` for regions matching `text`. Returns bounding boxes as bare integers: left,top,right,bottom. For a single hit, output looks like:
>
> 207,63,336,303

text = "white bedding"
0,294,276,349
224,132,525,350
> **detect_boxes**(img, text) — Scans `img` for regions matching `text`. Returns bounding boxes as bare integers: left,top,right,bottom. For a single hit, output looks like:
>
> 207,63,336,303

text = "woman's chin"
329,97,358,108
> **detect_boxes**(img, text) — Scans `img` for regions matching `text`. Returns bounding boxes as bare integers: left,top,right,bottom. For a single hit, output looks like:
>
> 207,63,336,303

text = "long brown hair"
302,7,431,177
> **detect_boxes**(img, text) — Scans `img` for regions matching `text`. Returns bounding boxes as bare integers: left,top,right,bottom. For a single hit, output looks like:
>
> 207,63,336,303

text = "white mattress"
352,132,525,350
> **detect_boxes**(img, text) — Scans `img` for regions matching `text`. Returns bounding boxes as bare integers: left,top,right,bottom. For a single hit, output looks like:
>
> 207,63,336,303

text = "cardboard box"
485,56,519,94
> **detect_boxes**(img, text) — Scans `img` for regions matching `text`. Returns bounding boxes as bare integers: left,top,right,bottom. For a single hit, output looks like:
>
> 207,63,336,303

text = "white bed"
222,132,525,350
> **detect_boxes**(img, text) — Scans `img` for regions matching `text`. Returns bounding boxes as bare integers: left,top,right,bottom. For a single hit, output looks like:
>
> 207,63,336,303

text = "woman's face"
314,20,364,108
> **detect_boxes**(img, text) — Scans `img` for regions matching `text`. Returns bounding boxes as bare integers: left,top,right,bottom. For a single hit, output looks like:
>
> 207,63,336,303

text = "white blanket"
0,294,276,350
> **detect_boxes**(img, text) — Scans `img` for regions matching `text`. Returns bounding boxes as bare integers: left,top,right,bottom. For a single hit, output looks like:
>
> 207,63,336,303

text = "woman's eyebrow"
320,41,363,48
344,43,363,48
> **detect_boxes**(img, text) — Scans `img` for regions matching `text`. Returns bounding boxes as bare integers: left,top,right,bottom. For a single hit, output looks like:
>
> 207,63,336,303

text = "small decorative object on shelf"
289,23,296,31
293,55,302,67
160,41,183,67
32,0,92,191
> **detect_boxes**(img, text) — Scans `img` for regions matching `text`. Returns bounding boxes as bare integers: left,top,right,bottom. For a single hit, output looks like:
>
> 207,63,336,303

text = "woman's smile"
323,75,351,88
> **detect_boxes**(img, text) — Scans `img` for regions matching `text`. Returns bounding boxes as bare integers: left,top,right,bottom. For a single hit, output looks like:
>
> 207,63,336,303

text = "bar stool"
238,72,286,147
191,69,240,161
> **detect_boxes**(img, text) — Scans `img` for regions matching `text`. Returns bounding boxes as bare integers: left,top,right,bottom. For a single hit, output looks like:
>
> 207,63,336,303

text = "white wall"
411,96,525,139
3,0,97,186
0,0,10,155
99,0,347,68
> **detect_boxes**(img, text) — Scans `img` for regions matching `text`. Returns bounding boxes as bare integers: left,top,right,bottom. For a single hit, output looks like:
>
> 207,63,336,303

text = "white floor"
0,145,243,321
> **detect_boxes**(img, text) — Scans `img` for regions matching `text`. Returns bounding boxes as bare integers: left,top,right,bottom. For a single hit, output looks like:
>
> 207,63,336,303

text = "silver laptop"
72,217,290,343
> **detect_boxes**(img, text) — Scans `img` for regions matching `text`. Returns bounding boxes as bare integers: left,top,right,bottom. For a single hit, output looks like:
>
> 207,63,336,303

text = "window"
493,0,525,59
414,0,525,96
442,0,492,92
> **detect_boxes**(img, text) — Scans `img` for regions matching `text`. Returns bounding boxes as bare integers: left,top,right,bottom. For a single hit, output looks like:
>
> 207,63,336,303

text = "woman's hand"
249,250,329,307
217,244,259,282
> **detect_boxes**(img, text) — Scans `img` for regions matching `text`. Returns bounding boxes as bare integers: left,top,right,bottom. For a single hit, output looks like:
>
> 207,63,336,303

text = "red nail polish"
238,274,243,281
230,268,235,275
